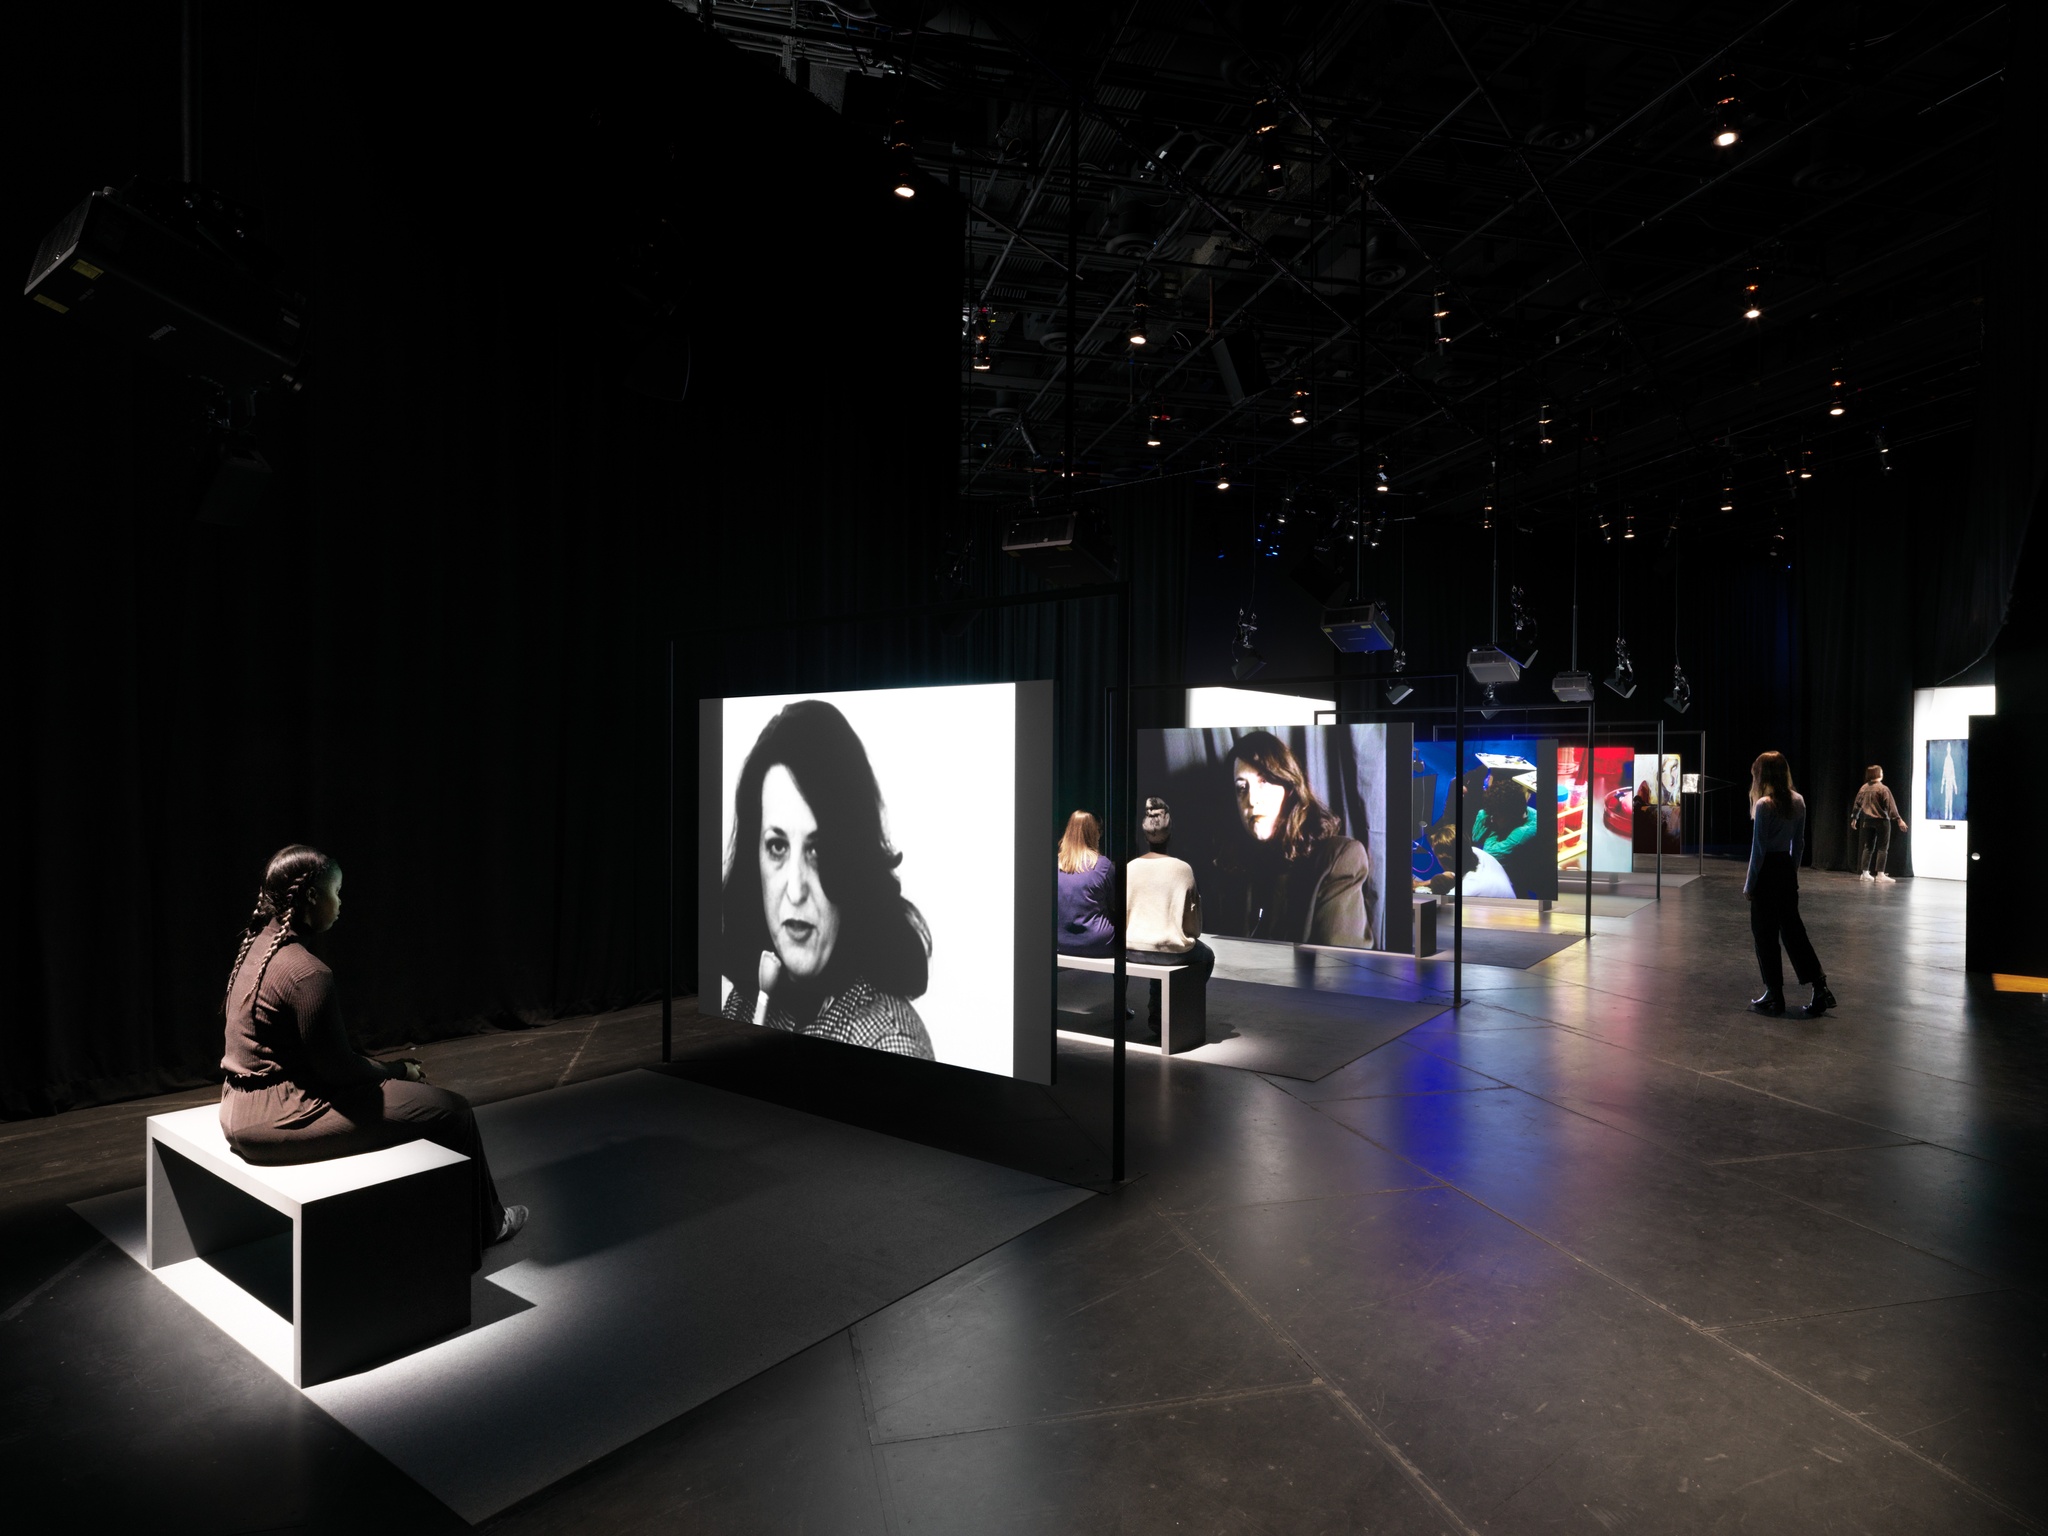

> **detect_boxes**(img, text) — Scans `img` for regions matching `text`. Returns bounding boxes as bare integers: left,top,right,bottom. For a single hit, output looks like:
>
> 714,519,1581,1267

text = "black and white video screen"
699,683,1053,1082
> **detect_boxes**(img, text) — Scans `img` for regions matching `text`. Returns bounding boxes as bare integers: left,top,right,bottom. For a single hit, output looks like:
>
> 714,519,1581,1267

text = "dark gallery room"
6,0,2048,1531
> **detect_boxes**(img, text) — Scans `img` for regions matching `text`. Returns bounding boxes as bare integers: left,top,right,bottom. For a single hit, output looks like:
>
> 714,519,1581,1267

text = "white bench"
1056,953,1205,1054
146,1104,472,1387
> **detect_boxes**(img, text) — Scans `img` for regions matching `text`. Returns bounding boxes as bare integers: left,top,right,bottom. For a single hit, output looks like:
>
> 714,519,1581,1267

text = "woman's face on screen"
1233,758,1288,842
758,763,840,981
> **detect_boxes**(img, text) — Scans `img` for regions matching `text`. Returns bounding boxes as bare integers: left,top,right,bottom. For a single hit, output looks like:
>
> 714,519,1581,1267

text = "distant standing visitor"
1849,765,1908,883
1744,752,1836,1019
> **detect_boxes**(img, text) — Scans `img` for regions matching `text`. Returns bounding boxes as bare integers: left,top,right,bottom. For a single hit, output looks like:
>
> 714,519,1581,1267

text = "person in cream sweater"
1125,797,1215,1037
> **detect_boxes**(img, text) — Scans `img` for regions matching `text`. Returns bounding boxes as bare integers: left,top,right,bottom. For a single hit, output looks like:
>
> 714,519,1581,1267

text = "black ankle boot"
1749,988,1785,1015
1801,982,1837,1019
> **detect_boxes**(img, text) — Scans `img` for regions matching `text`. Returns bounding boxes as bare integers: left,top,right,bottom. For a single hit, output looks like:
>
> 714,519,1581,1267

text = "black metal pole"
1453,670,1465,1008
663,638,674,1064
1656,716,1665,899
1063,89,1078,500
180,0,200,185
1109,679,1127,1184
1585,696,1595,939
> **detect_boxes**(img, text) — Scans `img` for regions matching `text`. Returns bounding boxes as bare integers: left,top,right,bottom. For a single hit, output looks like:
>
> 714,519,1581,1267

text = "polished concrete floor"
4,864,2045,1532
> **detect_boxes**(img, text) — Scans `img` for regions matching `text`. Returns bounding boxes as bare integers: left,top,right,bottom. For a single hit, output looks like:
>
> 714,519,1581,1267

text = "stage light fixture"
1665,664,1693,714
1374,460,1390,492
1623,513,1636,539
1478,683,1503,720
971,341,992,371
1231,609,1265,680
1433,290,1450,319
1538,403,1554,447
1254,98,1282,135
1385,647,1413,705
1127,287,1150,347
1553,670,1594,702
1711,74,1742,147
1215,461,1231,491
1605,640,1636,698
1827,371,1848,416
1263,159,1286,196
1288,389,1309,426
1798,450,1813,480
1144,412,1166,448
1466,645,1521,686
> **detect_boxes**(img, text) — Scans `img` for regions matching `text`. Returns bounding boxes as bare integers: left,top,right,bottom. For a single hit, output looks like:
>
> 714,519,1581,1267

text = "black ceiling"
699,0,2003,547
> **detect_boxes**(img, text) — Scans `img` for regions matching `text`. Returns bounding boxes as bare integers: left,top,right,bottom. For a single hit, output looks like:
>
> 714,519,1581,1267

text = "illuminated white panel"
1185,686,1336,727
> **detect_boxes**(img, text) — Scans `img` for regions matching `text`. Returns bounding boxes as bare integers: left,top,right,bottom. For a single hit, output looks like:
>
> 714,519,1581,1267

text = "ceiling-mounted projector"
1551,670,1594,702
1465,645,1521,685
1321,601,1396,653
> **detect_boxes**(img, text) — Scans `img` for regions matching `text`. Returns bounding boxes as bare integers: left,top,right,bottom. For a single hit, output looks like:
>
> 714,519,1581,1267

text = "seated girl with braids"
218,845,527,1268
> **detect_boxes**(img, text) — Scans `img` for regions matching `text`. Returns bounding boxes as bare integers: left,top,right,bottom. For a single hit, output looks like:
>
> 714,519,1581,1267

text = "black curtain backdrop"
5,0,1191,1119
1,2,1054,1117
1917,4,2046,686
1798,472,1919,871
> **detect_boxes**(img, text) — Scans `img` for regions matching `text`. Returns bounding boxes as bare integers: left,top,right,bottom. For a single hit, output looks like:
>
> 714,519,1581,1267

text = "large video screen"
699,683,1053,1082
1926,738,1968,823
1135,724,1412,952
1579,745,1637,874
1412,739,1559,901
1633,752,1682,854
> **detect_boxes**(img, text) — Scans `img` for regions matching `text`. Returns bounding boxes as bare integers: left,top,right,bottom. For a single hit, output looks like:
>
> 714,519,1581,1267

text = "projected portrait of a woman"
719,699,936,1058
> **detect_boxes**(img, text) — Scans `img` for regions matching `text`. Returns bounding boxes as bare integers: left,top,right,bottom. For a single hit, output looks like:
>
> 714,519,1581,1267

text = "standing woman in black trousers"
1744,752,1836,1018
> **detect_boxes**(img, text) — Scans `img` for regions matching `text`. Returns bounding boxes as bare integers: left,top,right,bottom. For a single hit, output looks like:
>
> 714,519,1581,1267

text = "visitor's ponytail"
222,845,335,1019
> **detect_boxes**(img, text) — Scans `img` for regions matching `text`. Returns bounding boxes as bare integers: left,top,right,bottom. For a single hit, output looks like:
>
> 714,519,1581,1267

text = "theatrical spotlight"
1215,460,1232,491
1553,670,1594,703
1478,683,1502,720
1127,287,1150,347
1263,158,1286,197
1231,609,1265,680
1386,649,1413,706
889,119,918,197
1288,389,1310,427
1143,409,1168,448
1665,664,1693,714
1711,75,1743,147
1605,640,1637,698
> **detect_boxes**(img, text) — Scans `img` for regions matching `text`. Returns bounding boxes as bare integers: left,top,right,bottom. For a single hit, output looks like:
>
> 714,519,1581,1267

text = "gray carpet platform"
1426,927,1585,968
1058,974,1446,1080
74,1069,1091,1522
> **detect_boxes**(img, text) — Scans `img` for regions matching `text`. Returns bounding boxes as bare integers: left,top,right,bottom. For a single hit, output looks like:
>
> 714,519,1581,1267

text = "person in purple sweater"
1056,811,1118,957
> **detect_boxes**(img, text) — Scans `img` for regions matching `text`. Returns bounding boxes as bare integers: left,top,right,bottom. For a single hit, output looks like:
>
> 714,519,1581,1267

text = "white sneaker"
1876,873,1896,884
1859,872,1874,881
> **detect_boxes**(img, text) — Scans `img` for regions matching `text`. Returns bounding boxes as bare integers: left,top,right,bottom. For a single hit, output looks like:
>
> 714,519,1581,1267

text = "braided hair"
222,845,337,1022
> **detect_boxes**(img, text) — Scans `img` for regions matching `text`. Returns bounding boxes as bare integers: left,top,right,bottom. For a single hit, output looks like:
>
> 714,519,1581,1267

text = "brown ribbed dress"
219,922,505,1268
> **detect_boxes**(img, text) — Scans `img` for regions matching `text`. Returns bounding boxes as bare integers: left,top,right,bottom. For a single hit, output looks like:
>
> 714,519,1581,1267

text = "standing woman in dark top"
1744,754,1835,1019
1055,811,1118,957
219,845,526,1268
